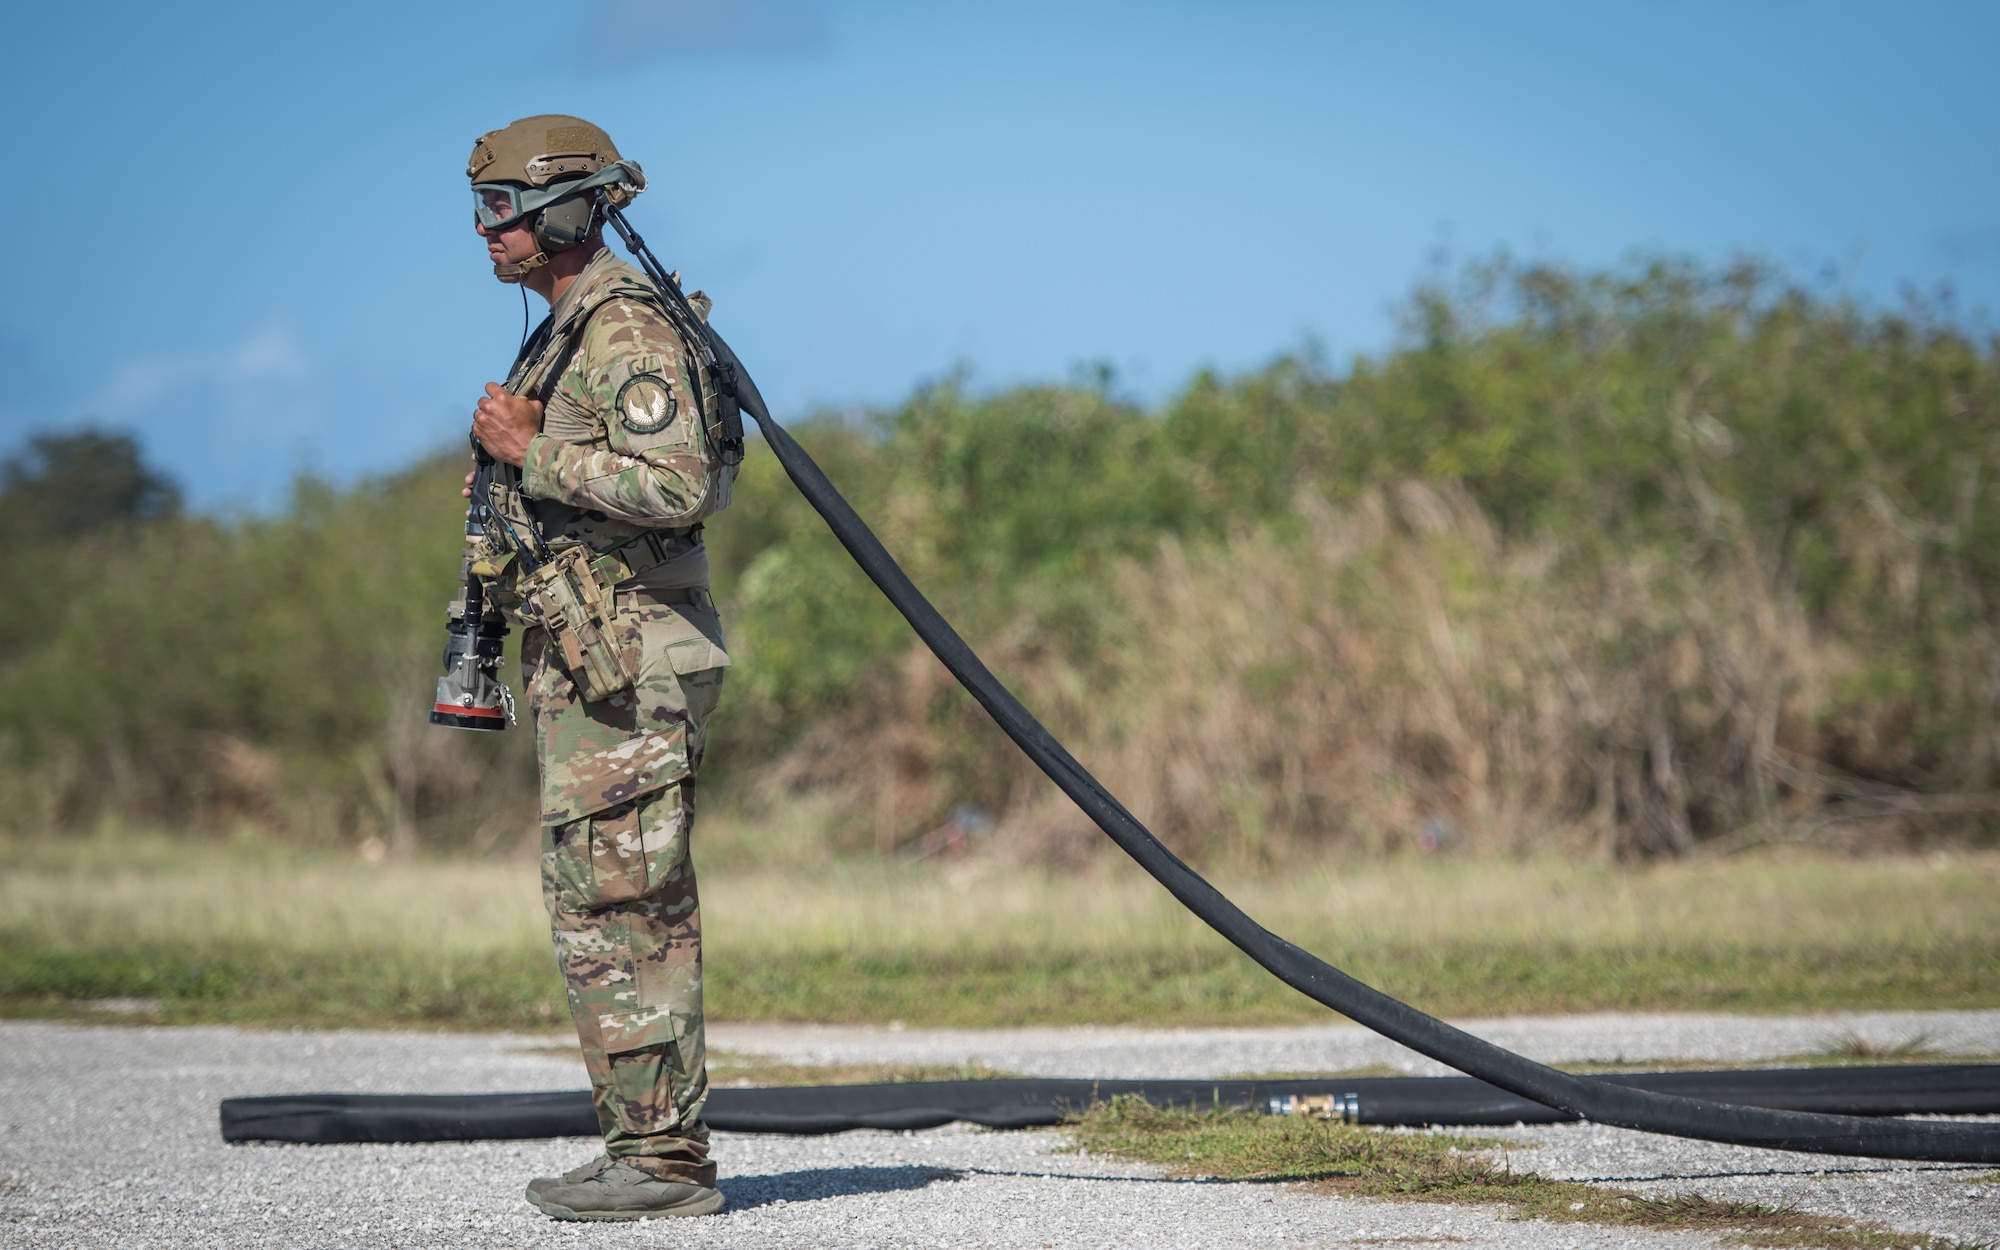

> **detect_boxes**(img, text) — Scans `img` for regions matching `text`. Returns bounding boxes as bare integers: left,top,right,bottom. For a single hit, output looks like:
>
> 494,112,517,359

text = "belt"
614,585,714,612
584,526,702,587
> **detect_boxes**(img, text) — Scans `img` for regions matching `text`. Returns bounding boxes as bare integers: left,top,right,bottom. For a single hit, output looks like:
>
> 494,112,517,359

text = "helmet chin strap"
493,249,551,284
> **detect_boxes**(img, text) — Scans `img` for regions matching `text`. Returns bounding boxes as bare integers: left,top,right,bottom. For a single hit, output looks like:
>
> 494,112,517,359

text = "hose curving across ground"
605,211,2000,1165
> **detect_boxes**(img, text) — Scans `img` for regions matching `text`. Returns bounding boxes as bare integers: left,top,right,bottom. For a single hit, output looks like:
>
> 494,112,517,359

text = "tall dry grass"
775,479,1997,864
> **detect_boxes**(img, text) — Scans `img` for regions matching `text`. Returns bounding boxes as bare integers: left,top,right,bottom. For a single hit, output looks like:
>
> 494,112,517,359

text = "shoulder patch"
615,374,677,434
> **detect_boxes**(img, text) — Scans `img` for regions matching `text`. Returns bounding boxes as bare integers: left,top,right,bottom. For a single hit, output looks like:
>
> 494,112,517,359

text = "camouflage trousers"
526,588,729,1188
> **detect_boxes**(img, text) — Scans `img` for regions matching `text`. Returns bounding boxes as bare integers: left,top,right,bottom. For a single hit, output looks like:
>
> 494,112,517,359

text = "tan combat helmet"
468,114,646,283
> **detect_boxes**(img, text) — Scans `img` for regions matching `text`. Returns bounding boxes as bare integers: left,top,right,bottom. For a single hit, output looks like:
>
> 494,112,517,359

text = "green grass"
3,832,1996,1030
1066,1098,1993,1249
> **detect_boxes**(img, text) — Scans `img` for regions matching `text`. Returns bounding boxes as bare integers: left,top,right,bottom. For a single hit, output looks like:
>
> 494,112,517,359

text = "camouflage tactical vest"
473,249,737,605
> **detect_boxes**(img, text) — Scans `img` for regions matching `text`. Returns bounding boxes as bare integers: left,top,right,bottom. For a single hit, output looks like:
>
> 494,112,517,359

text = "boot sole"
527,1186,725,1221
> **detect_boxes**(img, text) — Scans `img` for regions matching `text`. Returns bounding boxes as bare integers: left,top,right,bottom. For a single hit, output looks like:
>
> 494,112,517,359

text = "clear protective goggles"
472,161,647,232
473,183,532,231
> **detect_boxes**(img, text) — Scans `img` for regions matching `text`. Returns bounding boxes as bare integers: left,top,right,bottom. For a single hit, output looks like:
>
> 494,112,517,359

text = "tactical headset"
531,190,598,253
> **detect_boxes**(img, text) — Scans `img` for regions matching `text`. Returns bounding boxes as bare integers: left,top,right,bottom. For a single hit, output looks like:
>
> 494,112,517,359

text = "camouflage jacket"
476,247,736,604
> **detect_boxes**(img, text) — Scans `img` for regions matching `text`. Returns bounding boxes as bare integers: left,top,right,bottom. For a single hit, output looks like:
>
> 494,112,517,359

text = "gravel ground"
709,1009,2000,1078
2,1016,1996,1248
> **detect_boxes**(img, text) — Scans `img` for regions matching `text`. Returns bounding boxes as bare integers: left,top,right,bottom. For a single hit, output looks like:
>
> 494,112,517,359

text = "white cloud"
85,321,322,510
95,322,309,427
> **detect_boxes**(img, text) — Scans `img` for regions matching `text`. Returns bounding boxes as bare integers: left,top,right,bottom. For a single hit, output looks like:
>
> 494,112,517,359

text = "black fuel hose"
702,340,2000,1163
218,1065,2000,1143
693,336,2000,1164
568,202,2000,1166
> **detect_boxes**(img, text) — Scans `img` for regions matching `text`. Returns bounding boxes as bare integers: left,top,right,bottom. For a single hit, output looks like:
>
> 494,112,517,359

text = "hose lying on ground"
219,1065,2000,1143
683,319,2000,1165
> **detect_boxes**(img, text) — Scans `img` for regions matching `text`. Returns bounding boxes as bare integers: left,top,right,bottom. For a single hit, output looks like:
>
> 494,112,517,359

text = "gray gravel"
2,1017,1996,1248
710,1009,2000,1078
1481,1118,1999,1245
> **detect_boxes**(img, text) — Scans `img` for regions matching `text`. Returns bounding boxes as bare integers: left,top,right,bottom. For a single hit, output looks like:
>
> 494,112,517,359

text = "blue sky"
2,0,1995,509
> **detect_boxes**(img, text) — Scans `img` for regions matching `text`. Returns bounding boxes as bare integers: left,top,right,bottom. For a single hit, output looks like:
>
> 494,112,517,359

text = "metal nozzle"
429,590,514,732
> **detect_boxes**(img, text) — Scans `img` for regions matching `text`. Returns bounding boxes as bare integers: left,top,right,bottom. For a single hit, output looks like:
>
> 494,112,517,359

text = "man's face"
474,195,540,267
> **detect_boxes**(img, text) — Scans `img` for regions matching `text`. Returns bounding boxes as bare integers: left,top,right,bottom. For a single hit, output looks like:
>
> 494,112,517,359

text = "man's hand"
471,382,543,467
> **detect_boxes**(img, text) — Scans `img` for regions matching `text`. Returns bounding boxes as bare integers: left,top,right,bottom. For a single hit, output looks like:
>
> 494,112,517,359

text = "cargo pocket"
643,601,730,678
541,723,689,827
600,1006,704,1137
631,605,727,763
605,1040,682,1135
540,726,691,911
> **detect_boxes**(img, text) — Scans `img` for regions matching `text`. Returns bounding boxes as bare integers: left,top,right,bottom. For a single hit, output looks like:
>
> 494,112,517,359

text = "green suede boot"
525,1156,724,1221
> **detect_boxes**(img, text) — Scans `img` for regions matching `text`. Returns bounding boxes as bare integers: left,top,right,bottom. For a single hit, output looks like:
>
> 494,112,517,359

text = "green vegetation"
1066,1097,1992,1249
0,255,1996,862
4,833,1994,1029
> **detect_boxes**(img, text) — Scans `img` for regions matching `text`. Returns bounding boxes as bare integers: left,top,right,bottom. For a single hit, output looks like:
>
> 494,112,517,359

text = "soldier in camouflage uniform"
463,115,734,1221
